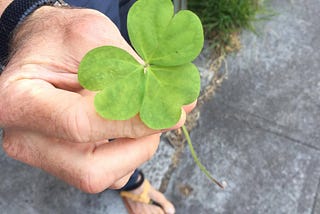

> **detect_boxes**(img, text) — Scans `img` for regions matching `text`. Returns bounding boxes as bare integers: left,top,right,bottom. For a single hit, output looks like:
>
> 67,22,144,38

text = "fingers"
2,129,161,193
0,77,194,143
0,7,197,143
0,78,153,142
183,100,197,113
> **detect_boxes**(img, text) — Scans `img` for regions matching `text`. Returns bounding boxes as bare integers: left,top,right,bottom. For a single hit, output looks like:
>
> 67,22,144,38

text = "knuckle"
0,81,21,126
78,177,98,194
77,157,112,194
67,9,119,41
61,105,92,143
2,135,22,160
126,125,139,139
124,117,151,138
78,174,108,194
77,167,102,194
121,120,137,138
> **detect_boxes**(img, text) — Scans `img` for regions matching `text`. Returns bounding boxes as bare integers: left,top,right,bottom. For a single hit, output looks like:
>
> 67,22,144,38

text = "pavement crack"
253,125,320,151
311,177,320,214
220,101,320,151
220,101,301,132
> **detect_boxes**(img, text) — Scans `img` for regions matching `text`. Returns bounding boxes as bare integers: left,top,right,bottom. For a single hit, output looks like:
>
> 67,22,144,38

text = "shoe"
120,171,174,214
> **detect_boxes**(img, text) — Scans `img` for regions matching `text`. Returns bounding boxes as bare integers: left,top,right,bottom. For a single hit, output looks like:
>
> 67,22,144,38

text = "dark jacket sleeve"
65,0,136,43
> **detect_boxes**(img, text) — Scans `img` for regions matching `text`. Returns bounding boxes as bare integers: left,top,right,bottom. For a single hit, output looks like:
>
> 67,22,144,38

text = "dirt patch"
178,183,194,197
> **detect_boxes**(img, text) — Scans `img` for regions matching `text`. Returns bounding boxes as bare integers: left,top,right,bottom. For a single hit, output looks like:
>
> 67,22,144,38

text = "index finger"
0,77,190,143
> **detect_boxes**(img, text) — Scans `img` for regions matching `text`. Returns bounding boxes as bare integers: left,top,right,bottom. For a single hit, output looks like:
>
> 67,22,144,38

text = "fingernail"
166,207,175,214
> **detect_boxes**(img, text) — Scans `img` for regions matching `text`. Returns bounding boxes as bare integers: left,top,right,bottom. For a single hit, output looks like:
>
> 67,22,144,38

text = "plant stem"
181,125,225,189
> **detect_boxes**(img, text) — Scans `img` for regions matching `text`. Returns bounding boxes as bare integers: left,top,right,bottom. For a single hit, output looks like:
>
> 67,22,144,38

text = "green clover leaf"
128,0,204,66
78,0,204,130
77,0,224,187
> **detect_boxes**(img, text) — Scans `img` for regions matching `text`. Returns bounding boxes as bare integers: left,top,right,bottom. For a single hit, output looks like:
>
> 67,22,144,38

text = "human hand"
0,6,196,193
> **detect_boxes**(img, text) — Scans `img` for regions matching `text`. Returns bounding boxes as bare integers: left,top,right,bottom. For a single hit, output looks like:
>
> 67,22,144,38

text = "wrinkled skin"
0,6,195,196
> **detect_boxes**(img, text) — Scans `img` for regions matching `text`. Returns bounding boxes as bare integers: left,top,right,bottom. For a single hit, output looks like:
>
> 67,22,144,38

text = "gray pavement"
1,0,320,213
164,0,320,213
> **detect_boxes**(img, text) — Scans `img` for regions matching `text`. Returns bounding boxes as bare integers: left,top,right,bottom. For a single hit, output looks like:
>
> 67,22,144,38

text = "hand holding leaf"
78,0,204,130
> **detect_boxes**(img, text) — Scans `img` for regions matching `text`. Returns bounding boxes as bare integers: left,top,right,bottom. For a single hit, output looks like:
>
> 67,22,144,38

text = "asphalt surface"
1,0,320,213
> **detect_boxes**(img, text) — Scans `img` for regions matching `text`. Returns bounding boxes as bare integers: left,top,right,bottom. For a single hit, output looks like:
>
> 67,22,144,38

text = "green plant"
78,0,224,188
188,0,273,50
78,0,202,130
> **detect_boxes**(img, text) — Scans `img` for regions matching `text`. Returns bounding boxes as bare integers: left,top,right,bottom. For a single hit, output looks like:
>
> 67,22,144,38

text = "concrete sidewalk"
163,0,320,213
1,0,320,213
